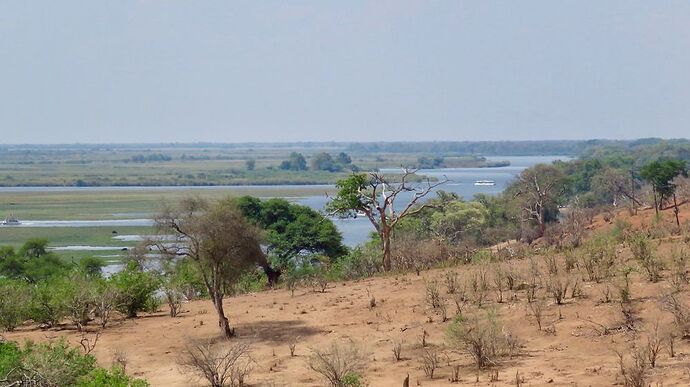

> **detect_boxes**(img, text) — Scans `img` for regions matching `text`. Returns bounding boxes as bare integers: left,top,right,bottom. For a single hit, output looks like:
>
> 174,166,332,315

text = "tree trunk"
212,292,235,338
537,205,546,237
674,193,680,227
653,188,659,215
382,231,392,272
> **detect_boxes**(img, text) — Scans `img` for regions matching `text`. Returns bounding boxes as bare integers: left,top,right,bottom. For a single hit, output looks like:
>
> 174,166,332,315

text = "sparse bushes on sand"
307,341,368,387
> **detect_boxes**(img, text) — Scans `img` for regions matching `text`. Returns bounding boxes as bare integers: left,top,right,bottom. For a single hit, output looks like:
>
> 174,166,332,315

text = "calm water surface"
1,156,569,248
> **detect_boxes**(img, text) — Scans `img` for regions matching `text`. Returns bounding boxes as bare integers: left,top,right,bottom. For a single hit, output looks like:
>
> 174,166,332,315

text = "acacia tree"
327,170,447,271
640,159,688,225
154,197,265,337
510,164,568,239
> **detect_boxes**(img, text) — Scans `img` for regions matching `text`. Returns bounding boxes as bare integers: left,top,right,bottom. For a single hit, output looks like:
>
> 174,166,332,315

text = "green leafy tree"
335,152,352,165
430,201,489,244
311,152,342,172
279,152,308,171
110,260,161,318
19,238,49,258
235,196,346,275
640,159,688,224
245,158,256,171
155,197,266,337
0,240,68,283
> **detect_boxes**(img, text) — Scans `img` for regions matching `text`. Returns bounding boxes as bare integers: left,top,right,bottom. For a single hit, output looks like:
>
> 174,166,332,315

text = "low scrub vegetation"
0,338,148,386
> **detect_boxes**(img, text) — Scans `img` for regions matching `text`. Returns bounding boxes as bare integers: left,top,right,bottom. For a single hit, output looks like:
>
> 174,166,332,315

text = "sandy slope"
5,207,690,386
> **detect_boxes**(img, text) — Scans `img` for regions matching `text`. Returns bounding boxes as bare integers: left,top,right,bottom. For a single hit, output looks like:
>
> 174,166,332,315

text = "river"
1,155,569,249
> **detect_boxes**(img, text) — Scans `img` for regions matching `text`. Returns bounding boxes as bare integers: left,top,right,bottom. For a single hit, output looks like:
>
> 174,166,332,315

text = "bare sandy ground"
5,207,690,386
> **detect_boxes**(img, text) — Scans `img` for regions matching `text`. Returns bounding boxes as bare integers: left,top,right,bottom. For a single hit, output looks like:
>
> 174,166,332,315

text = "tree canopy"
234,196,347,270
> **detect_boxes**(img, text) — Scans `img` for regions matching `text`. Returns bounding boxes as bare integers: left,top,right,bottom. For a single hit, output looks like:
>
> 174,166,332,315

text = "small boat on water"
2,213,21,226
474,180,496,186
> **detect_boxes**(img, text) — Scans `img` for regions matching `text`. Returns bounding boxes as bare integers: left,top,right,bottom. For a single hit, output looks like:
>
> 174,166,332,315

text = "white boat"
474,180,496,186
2,213,21,225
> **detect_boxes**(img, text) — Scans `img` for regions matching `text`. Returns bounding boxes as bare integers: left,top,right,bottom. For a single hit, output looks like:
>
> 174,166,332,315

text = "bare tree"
511,164,568,239
155,197,266,338
327,170,447,270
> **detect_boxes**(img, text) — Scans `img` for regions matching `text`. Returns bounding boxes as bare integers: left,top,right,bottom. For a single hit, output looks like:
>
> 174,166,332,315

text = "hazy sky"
1,1,690,144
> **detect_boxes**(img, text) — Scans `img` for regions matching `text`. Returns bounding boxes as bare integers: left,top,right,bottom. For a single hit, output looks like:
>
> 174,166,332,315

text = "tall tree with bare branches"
327,170,447,271
154,197,265,338
510,164,568,239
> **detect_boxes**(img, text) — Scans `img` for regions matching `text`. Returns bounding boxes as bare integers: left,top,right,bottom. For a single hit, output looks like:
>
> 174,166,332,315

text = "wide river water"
0,155,569,248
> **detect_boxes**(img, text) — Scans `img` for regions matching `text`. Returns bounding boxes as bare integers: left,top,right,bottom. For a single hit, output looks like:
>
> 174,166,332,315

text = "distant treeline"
1,138,689,156
346,138,690,156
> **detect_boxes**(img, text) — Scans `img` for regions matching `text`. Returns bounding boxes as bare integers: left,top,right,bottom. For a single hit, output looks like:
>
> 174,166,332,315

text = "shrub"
331,246,381,280
0,279,30,331
21,339,97,386
29,278,66,327
669,248,689,292
179,340,254,387
446,310,518,369
234,269,268,295
59,273,99,330
615,346,647,387
79,257,106,278
94,280,121,328
663,294,690,338
110,261,160,318
580,236,616,282
76,364,150,387
420,347,440,379
0,339,147,387
308,341,368,387
628,234,662,282
0,341,23,379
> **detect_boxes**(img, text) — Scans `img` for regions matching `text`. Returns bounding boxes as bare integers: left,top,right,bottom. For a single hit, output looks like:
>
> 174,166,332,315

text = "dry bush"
425,280,442,309
546,269,570,306
288,336,300,357
425,279,448,320
645,321,663,368
504,263,520,291
527,295,546,331
392,236,450,273
112,349,128,371
391,339,403,361
444,270,460,295
468,266,489,307
421,347,440,379
525,257,541,303
615,345,647,387
599,284,612,304
95,284,120,328
670,248,689,292
492,263,507,303
662,294,690,338
163,287,184,317
445,310,519,369
452,288,468,317
617,266,634,304
629,233,662,282
307,341,368,387
580,236,616,283
179,339,253,387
